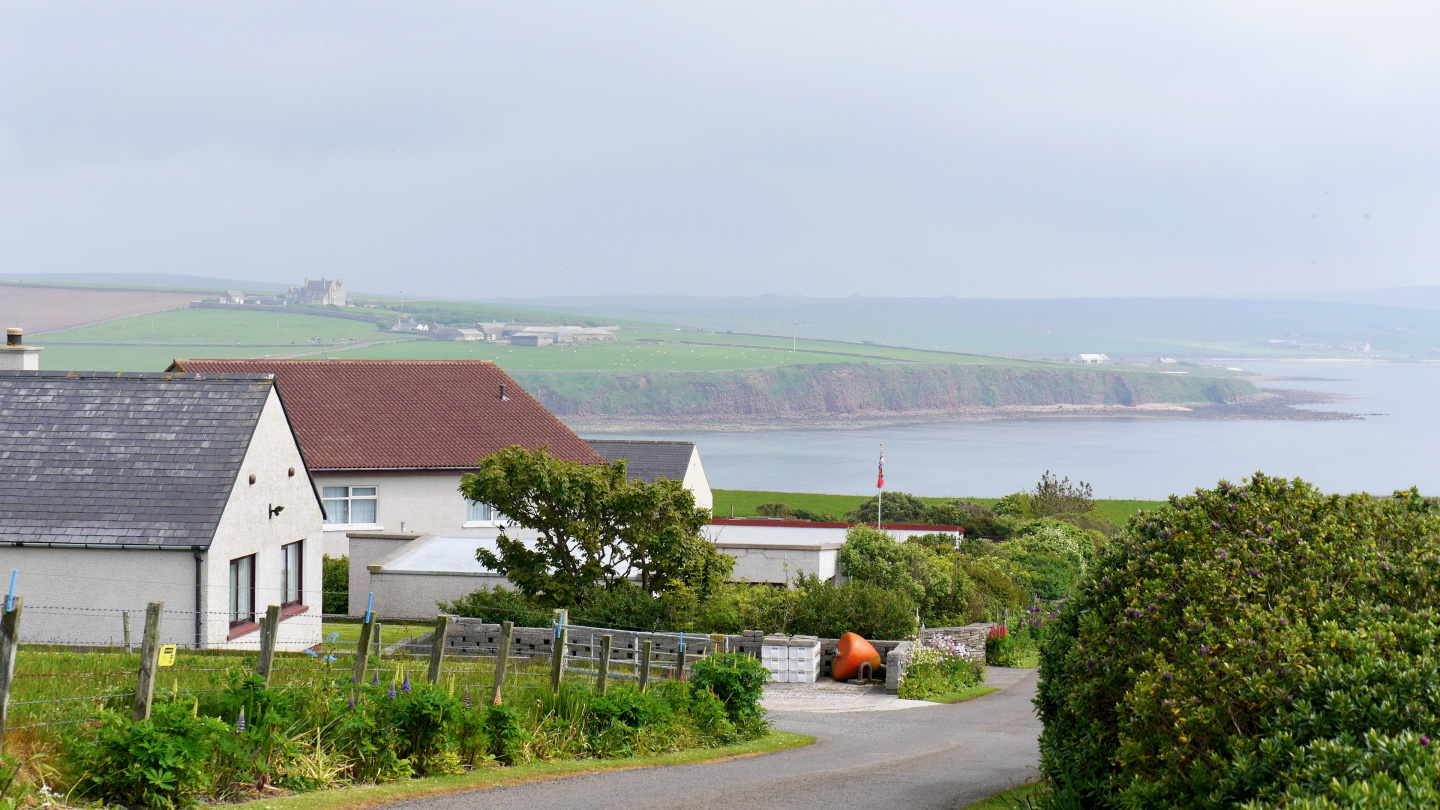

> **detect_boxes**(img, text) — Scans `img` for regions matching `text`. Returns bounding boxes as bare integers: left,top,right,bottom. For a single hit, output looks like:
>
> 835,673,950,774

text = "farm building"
586,439,713,510
164,359,607,562
706,519,964,585
286,277,347,307
0,368,325,650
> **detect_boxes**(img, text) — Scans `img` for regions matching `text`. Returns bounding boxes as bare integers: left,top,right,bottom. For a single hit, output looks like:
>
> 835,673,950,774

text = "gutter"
5,542,204,550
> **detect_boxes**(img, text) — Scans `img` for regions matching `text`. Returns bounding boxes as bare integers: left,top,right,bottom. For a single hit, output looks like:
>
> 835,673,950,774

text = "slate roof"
586,440,695,484
167,359,605,471
0,371,274,548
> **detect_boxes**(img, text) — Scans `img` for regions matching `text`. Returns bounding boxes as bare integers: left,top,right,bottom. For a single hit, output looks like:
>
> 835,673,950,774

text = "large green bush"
1036,474,1440,809
322,555,349,616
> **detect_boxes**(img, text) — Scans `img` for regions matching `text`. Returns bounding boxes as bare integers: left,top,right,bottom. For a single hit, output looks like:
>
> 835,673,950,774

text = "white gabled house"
0,369,325,650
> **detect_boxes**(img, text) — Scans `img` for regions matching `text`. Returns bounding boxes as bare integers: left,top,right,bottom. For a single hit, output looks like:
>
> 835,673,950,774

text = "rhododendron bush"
1036,473,1440,809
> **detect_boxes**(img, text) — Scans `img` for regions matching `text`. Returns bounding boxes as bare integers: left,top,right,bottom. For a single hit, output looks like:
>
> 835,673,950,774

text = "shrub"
847,492,927,524
985,623,1038,668
1036,474,1440,809
688,652,770,734
442,585,552,627
898,635,984,700
788,576,917,640
755,502,791,517
1007,550,1075,600
788,507,838,522
924,501,1008,538
64,702,227,809
322,555,349,615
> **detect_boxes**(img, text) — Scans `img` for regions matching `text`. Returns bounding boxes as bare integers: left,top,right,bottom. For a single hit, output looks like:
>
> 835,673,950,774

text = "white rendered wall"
367,571,509,620
317,472,506,557
204,388,326,651
682,447,714,511
0,547,194,645
719,547,838,585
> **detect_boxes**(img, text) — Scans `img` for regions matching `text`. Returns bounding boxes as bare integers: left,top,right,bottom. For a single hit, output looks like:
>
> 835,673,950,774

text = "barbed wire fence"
0,587,726,747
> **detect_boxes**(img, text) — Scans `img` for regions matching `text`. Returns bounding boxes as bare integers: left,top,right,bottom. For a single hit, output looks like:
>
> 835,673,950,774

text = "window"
465,499,507,524
229,554,255,625
281,541,303,606
322,486,377,526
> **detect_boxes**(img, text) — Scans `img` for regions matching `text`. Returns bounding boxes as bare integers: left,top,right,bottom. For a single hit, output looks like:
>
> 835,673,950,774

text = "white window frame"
321,485,382,531
280,540,303,607
229,554,255,625
463,499,509,528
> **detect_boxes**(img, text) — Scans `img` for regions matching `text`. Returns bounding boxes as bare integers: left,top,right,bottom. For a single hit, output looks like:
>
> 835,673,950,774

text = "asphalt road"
394,667,1042,810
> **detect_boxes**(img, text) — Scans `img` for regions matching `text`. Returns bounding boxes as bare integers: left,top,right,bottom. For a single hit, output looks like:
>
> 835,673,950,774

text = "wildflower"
348,692,356,709
372,672,380,686
463,689,471,709
327,632,340,641
236,707,247,733
402,672,411,694
387,681,397,699
1423,737,1431,746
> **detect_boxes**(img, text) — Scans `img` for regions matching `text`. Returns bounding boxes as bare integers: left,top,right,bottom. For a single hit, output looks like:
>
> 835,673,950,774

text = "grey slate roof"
0,371,275,548
586,439,695,484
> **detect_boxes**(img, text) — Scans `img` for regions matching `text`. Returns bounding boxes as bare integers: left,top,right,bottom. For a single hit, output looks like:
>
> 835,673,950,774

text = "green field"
38,307,399,347
712,489,1164,525
34,304,1052,374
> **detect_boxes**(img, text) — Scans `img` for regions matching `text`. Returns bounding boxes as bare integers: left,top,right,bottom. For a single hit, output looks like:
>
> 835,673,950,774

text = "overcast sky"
2,2,1437,299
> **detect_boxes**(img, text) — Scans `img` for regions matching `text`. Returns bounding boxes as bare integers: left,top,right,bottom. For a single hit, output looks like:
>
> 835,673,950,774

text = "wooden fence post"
352,619,373,686
490,621,513,705
596,634,612,695
0,597,23,749
122,610,131,654
256,605,281,686
675,633,686,681
373,622,383,658
550,626,568,691
427,615,450,685
132,601,164,721
638,639,652,692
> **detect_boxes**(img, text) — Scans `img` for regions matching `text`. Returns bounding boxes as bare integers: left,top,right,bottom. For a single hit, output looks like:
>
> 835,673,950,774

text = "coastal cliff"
510,362,1260,428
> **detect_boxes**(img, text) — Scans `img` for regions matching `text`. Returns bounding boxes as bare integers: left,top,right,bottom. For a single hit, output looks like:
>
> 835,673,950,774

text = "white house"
586,439,713,510
0,367,325,650
705,519,964,585
1076,353,1109,364
165,358,610,615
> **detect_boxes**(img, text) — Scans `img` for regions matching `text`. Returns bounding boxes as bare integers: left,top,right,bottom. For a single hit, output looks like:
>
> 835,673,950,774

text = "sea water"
581,361,1440,500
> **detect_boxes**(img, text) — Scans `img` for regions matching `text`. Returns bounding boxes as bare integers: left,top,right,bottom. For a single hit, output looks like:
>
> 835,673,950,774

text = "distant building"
1076,353,1109,364
453,328,486,342
586,439,713,510
511,332,554,347
225,290,246,304
393,320,430,332
1158,357,1178,364
286,278,347,307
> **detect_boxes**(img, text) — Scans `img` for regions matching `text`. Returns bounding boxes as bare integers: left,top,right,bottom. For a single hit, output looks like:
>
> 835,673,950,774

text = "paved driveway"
393,667,1042,810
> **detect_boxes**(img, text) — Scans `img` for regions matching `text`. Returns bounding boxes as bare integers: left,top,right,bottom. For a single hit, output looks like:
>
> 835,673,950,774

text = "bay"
580,361,1440,500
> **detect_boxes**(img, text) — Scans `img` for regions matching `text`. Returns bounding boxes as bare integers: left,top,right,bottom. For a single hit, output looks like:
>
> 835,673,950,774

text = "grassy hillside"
38,307,397,346
514,362,1258,422
712,488,1164,525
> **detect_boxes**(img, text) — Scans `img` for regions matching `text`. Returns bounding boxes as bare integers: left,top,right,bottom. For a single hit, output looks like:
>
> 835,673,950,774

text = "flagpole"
877,443,884,531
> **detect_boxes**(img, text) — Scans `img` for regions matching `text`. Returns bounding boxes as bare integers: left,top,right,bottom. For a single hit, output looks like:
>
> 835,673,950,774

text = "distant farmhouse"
286,277,347,307
1075,353,1109,364
0,342,324,650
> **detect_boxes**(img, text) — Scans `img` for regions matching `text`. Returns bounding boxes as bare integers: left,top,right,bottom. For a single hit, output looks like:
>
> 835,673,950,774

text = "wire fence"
0,600,708,737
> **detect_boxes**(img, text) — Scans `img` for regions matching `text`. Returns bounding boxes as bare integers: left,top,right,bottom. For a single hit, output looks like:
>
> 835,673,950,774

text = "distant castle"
286,277,347,307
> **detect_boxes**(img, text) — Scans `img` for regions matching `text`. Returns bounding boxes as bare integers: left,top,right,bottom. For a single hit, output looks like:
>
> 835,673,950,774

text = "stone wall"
883,623,993,694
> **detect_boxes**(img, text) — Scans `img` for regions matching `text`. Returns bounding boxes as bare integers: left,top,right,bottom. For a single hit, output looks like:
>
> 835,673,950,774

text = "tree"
923,500,1009,538
846,491,927,523
458,446,720,608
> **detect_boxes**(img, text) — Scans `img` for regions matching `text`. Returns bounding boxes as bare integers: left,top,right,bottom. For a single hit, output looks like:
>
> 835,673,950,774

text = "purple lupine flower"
372,672,380,686
463,689,471,709
387,681,397,699
236,707,246,733
348,692,356,709
1423,737,1431,746
402,672,411,694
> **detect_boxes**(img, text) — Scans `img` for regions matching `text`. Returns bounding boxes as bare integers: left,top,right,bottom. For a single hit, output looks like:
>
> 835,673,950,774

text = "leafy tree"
322,555,348,615
846,491,927,523
458,446,718,608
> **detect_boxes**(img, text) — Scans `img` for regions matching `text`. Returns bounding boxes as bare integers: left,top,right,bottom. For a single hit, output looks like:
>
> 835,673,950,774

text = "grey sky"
2,2,1437,299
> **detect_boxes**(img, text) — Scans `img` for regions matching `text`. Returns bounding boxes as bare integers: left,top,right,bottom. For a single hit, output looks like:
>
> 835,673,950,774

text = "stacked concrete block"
761,634,822,683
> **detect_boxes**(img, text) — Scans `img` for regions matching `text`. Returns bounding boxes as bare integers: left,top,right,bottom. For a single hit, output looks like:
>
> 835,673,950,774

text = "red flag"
876,446,885,490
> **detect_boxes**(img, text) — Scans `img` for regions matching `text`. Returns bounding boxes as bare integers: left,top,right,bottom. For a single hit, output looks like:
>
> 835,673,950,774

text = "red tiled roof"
167,359,604,471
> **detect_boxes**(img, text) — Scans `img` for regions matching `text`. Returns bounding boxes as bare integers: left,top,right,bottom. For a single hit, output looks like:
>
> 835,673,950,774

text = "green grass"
38,307,397,347
961,781,1042,809
924,685,999,704
36,344,270,373
228,731,814,810
323,621,433,646
712,489,1167,522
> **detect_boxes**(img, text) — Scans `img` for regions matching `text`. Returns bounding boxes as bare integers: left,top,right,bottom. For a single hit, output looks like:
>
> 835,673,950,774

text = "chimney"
0,328,42,371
